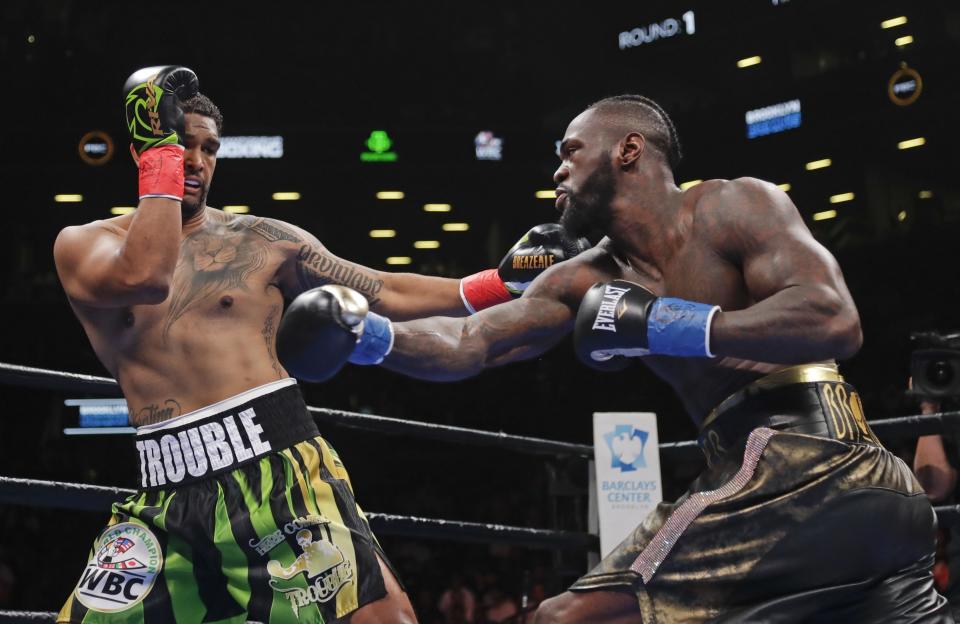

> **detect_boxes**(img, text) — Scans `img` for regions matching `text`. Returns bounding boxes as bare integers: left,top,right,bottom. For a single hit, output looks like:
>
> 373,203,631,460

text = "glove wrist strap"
349,312,394,365
139,144,185,201
647,298,721,358
460,268,512,314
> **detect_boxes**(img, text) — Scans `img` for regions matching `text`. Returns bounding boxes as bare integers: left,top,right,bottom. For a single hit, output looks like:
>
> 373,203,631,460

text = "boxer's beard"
559,154,616,244
181,187,208,220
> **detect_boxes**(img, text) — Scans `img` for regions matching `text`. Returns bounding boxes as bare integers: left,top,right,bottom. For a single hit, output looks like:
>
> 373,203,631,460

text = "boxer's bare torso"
387,177,859,425
57,208,384,425
558,179,831,421
56,206,464,427
60,210,294,425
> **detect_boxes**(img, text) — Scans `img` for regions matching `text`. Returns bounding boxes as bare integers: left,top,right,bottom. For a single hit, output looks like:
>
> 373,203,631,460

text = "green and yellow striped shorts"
58,380,391,623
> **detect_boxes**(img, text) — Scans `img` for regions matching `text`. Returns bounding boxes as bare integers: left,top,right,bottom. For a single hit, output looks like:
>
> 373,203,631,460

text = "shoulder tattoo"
246,218,303,243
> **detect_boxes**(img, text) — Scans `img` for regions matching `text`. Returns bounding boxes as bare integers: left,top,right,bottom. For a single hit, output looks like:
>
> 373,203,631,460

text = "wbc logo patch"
74,522,163,613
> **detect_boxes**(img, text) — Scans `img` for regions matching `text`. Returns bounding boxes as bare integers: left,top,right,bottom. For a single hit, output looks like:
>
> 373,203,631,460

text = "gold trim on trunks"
700,363,843,431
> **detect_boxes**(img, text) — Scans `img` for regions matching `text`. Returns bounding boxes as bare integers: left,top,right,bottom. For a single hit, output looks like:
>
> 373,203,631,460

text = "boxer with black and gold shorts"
58,379,395,623
571,364,951,622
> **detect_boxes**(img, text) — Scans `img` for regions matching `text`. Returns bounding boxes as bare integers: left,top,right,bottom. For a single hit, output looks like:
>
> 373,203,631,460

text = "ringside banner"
592,412,663,557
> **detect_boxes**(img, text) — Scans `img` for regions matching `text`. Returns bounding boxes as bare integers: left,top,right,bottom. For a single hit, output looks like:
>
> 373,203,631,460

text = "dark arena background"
2,0,960,621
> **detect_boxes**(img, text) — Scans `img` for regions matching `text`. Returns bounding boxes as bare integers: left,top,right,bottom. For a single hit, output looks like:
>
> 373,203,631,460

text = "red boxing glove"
138,144,184,201
460,268,512,313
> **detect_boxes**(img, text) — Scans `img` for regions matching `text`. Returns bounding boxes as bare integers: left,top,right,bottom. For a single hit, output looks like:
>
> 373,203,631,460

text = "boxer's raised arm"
54,66,198,308
54,206,182,307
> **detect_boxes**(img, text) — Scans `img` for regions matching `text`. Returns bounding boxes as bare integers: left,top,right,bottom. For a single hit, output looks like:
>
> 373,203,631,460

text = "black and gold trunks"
58,379,393,623
572,364,952,622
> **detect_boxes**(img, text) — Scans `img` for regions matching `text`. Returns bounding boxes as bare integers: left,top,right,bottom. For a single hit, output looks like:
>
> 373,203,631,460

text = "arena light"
217,136,283,159
919,190,933,199
679,179,702,190
813,210,837,221
895,35,914,47
423,203,452,212
442,223,470,232
881,16,908,29
898,210,908,222
223,205,250,214
369,229,397,238
110,206,135,215
413,240,440,249
745,99,801,139
386,256,413,265
474,131,504,160
536,190,556,199
898,137,925,150
376,191,405,200
272,192,300,201
361,130,398,162
829,192,855,204
736,56,762,69
55,194,83,203
805,158,832,171
777,183,792,192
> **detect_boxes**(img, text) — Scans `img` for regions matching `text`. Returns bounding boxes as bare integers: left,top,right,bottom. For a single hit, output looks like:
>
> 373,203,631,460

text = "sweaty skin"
54,112,466,428
384,107,862,425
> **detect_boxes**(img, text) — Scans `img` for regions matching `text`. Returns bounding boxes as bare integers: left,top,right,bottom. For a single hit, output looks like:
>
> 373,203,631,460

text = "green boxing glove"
122,66,199,201
123,65,199,155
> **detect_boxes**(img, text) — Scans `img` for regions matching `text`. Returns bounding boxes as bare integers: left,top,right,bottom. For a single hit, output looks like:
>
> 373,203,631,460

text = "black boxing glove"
574,280,721,370
498,223,591,295
460,224,591,313
123,66,199,201
277,286,394,382
123,65,199,155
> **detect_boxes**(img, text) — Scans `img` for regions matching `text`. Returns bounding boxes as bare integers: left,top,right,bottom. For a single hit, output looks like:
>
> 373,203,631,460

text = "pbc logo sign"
604,425,649,472
74,523,162,613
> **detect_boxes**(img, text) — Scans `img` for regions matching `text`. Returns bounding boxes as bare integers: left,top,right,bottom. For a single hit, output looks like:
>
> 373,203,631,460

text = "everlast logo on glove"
592,285,631,332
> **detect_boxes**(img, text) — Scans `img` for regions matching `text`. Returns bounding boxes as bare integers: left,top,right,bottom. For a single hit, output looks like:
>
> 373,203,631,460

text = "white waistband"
136,378,297,435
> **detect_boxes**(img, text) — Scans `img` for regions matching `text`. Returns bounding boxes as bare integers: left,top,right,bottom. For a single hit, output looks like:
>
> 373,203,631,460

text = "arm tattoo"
295,245,384,304
133,399,182,425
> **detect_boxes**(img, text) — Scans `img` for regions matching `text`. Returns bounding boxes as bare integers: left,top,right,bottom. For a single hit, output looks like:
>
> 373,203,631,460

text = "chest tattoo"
162,220,270,338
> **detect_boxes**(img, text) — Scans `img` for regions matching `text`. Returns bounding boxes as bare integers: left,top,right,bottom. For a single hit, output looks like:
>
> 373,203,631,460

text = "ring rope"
0,613,266,624
1,362,704,460
1,362,955,461
0,475,599,551
0,612,59,623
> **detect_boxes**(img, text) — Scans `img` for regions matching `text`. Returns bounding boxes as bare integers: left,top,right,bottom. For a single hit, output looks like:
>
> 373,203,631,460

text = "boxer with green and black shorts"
59,379,394,623
53,63,584,624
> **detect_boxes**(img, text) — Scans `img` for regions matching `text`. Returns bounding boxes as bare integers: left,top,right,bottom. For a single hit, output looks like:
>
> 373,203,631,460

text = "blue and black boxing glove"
573,280,721,369
277,285,393,382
